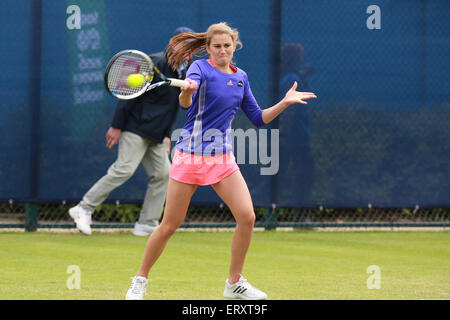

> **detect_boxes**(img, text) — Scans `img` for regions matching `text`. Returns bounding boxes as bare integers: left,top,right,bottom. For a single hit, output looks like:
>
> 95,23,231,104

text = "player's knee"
159,222,179,237
248,213,256,226
236,211,255,227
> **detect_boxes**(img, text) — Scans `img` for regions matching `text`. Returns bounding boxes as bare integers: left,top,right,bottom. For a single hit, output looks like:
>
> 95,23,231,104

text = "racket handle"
168,78,188,88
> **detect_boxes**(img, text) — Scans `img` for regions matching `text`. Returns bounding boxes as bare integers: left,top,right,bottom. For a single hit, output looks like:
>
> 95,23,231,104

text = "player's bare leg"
212,170,255,283
212,171,267,300
127,178,197,299
137,178,197,278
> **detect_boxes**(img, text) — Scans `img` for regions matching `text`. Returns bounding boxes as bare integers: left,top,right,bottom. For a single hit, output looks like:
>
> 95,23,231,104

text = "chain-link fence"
1,202,449,232
1,1,449,231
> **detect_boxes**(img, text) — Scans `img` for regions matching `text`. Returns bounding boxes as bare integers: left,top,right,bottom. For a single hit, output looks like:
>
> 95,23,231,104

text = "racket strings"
107,52,153,96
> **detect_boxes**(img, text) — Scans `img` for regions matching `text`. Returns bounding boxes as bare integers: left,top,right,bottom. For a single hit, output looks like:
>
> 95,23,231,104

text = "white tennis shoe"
69,204,93,235
133,222,158,236
223,276,267,300
126,276,148,300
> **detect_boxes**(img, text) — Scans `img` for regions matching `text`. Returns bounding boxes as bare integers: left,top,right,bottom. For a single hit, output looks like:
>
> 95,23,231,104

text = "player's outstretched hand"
283,81,317,106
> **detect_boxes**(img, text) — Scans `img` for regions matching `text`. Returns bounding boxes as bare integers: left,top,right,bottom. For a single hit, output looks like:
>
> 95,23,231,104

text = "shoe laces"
234,276,261,294
130,277,147,295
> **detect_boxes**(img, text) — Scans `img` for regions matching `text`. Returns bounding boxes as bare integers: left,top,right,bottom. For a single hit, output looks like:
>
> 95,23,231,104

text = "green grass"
0,230,449,300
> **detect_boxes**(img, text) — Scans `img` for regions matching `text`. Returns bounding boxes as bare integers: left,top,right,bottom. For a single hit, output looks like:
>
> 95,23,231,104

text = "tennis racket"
104,49,187,100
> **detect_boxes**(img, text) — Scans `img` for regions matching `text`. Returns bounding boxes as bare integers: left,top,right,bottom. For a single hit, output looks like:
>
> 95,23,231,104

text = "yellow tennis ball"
126,74,145,87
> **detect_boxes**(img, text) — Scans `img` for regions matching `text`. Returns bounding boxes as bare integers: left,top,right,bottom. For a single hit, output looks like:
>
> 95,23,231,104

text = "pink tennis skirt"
169,149,240,185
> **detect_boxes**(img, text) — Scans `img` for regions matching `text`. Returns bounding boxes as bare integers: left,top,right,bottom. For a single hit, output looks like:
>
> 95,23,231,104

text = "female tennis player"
126,22,317,300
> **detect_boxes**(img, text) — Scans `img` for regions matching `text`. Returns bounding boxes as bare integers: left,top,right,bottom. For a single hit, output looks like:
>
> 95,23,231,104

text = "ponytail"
166,32,208,70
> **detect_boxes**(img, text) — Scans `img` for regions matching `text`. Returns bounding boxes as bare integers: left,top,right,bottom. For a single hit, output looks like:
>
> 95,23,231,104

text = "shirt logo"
238,81,243,87
227,80,233,86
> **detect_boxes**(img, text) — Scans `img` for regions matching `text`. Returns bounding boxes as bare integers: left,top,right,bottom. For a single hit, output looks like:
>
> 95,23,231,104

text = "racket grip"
168,78,188,88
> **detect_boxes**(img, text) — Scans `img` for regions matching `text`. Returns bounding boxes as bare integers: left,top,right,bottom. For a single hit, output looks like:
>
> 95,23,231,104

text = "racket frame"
104,49,187,100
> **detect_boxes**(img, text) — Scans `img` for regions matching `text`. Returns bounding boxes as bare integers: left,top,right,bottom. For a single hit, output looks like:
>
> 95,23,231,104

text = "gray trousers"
80,131,170,226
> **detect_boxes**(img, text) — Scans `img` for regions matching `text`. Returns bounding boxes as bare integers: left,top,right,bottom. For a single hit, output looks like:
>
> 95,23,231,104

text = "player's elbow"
255,113,266,128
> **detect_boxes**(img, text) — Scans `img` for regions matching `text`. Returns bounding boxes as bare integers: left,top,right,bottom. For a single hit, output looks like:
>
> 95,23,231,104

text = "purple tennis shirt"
176,59,264,155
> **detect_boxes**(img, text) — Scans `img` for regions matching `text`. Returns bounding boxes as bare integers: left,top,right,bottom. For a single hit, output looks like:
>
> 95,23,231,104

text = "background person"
278,42,316,203
68,27,194,236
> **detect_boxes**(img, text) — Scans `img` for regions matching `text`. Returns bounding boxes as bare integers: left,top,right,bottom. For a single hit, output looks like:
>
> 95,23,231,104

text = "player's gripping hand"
181,78,198,95
179,78,198,108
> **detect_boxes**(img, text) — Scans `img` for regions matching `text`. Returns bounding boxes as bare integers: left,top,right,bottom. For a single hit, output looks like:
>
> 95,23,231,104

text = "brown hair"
166,22,243,70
